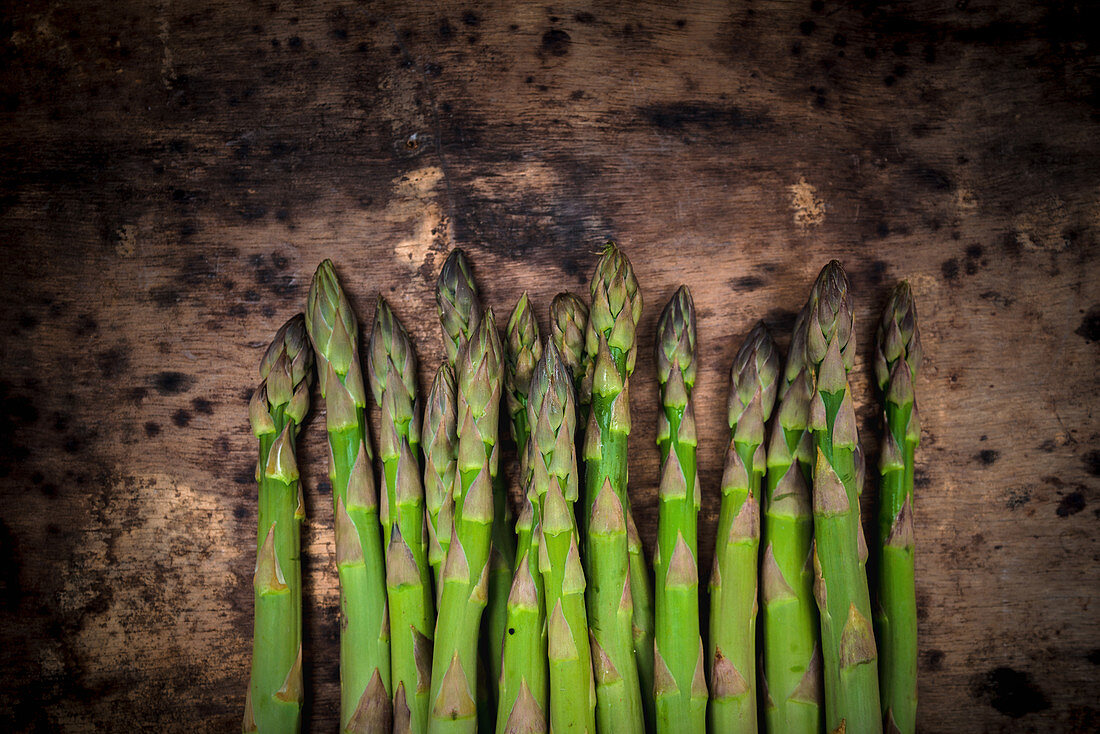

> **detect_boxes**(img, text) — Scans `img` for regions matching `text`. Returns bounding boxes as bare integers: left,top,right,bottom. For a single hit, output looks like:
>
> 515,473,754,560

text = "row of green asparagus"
244,246,921,734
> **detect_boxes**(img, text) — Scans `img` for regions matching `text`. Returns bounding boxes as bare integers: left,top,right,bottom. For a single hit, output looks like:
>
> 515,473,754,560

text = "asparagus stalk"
708,322,778,733
874,282,921,734
305,261,391,732
495,545,548,733
532,342,596,733
550,292,590,542
428,249,478,600
244,315,312,734
368,297,436,732
653,287,707,733
760,304,823,734
497,336,572,732
505,293,543,475
428,308,503,733
626,509,655,733
581,243,648,733
504,293,542,653
805,261,881,734
487,294,540,687
423,363,458,592
587,472,644,734
437,249,515,715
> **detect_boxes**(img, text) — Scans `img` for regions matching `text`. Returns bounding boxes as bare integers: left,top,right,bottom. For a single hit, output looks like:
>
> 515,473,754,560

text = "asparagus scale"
653,287,707,734
306,260,392,732
874,282,921,734
244,315,313,734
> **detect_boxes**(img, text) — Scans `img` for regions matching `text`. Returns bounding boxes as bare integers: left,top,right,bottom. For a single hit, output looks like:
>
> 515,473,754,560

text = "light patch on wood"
789,177,826,228
1014,195,1071,251
384,167,449,271
954,187,978,210
115,225,137,257
61,475,243,684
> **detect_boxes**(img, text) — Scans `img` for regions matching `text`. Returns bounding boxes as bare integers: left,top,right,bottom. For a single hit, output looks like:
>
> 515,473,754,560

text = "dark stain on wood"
1076,305,1100,342
95,347,132,380
761,309,798,337
1056,491,1086,517
539,29,571,58
153,372,194,395
922,649,945,672
1085,450,1100,477
0,520,20,610
969,667,1051,718
191,398,214,415
729,275,765,290
639,103,770,133
941,258,960,281
976,449,999,466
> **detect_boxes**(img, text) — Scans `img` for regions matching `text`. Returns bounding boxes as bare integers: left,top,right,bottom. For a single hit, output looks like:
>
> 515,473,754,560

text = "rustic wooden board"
0,0,1097,731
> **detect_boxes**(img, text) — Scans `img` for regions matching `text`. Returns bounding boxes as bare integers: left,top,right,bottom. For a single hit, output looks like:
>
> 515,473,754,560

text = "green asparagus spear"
437,249,515,714
505,293,543,475
805,261,881,734
532,342,596,734
708,322,779,733
874,282,921,734
625,509,655,733
423,363,458,592
487,294,540,691
430,251,482,609
496,336,572,733
760,304,823,734
505,295,541,556
437,249,482,364
495,545,548,734
428,308,503,734
581,243,648,733
368,297,436,732
305,261,392,732
587,474,644,734
244,315,312,734
550,293,590,545
653,287,707,733
550,292,589,424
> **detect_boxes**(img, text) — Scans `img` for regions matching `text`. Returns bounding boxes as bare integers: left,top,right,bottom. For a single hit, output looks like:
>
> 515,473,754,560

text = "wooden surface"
0,0,1097,731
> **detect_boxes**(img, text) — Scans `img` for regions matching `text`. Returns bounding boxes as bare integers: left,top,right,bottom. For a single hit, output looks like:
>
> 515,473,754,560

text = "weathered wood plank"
0,1,1097,731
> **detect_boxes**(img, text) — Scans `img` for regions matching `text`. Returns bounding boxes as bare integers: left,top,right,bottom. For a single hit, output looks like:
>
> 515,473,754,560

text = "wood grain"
0,1,1097,731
